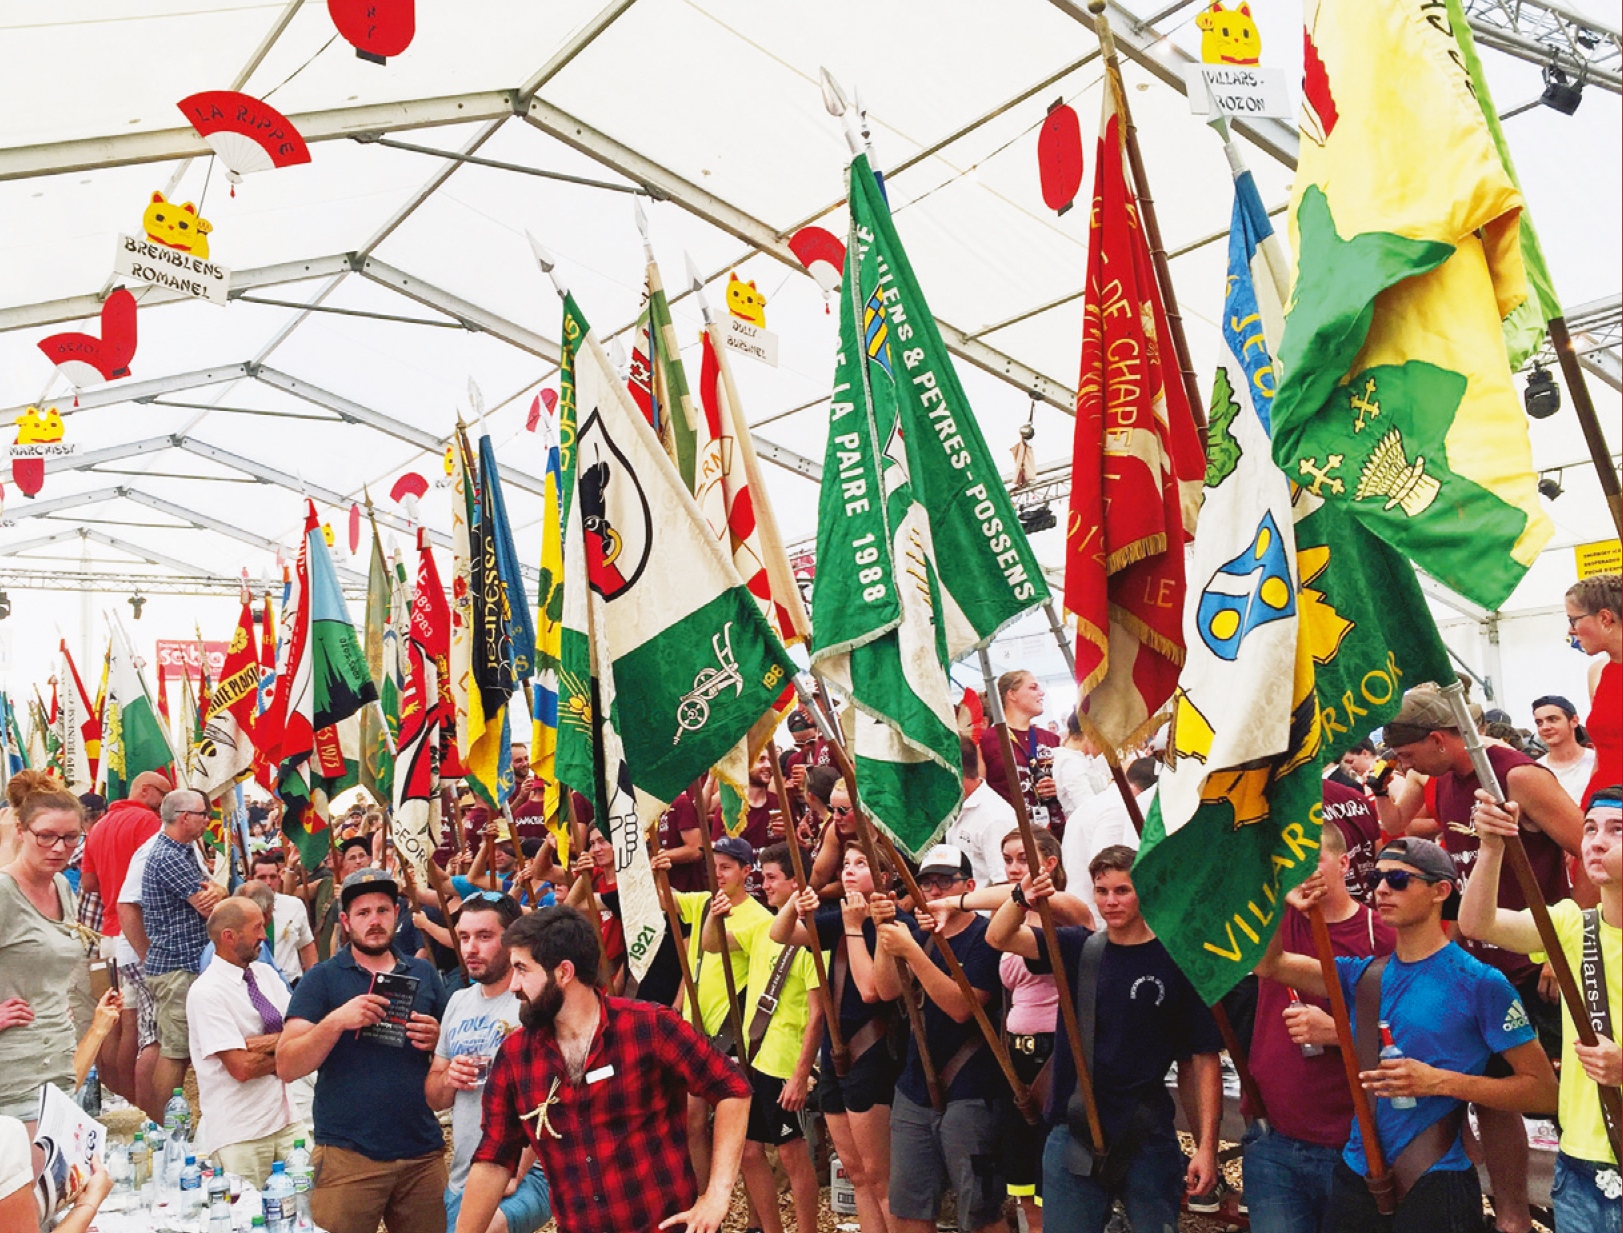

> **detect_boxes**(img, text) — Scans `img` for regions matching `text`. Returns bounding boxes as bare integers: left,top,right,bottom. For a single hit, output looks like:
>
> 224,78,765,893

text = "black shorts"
818,1037,898,1116
1001,1032,1054,1196
1511,971,1563,1060
747,1068,804,1146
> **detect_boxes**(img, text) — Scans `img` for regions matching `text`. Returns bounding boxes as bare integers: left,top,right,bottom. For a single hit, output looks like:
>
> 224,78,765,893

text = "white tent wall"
0,0,1616,739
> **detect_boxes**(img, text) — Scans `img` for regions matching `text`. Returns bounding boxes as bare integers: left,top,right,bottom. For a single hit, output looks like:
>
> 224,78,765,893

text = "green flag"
811,155,1048,857
102,621,175,801
1445,0,1561,368
556,292,794,977
360,520,391,805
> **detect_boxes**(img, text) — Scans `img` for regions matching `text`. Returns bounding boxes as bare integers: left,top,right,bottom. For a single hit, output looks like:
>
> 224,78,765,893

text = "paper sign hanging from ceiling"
328,0,415,64
38,288,137,386
114,194,230,304
177,91,311,180
723,272,779,367
10,408,75,498
1182,2,1290,120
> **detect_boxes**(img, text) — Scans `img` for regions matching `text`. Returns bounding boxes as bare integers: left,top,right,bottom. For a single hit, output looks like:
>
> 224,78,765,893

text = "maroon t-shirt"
1435,744,1570,984
657,792,706,895
1247,903,1395,1146
1322,780,1382,906
978,725,1065,831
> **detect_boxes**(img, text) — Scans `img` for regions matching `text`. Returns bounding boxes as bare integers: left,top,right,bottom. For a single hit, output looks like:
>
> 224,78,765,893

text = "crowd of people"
0,574,1616,1233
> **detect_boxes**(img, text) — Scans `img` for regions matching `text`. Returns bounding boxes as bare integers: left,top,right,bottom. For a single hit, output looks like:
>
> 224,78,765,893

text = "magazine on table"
33,1083,104,1216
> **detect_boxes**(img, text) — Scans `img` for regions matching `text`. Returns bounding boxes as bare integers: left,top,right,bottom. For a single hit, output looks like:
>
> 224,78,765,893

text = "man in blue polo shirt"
279,868,449,1233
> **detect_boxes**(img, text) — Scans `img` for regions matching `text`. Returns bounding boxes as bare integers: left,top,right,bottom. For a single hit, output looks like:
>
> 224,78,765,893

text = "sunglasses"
1364,869,1445,892
830,805,854,816
462,890,508,904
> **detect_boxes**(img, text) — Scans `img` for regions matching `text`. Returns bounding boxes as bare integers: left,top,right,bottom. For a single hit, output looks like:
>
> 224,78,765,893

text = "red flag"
1063,76,1204,751
59,642,103,783
252,590,279,791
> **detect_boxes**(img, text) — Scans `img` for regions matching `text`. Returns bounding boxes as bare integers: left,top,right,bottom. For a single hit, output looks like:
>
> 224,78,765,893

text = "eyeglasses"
28,830,81,850
918,874,965,893
1567,612,1593,630
1364,869,1444,892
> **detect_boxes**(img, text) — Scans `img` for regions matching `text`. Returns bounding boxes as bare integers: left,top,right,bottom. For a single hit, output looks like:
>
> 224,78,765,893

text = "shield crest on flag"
576,409,652,601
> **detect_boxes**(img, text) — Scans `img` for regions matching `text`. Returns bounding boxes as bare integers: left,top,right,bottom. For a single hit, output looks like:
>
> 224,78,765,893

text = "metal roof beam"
0,91,519,183
0,256,354,334
0,364,253,423
353,258,561,361
82,530,212,578
0,529,91,557
118,489,367,586
250,366,547,497
520,99,1077,412
1045,0,1300,169
0,487,126,527
45,435,178,476
750,437,823,482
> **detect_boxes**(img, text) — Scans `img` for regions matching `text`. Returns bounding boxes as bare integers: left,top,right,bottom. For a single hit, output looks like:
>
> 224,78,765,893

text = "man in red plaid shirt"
458,905,751,1233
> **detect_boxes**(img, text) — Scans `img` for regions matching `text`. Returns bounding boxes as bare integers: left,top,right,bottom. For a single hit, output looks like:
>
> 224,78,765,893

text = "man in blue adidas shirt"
1256,837,1556,1231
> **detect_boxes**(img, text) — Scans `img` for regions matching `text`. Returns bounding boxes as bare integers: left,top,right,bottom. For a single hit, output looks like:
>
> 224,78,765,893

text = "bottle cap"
173,1087,183,1095
271,1161,284,1172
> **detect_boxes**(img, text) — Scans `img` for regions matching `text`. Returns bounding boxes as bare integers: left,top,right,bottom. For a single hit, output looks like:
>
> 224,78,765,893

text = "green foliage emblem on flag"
811,155,1048,858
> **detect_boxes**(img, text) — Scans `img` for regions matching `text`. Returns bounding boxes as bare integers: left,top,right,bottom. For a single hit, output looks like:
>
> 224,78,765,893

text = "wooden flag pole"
797,678,946,1111
978,649,1106,1150
1308,903,1396,1214
794,677,1038,1124
696,815,751,1059
1086,0,1205,432
1546,315,1623,538
1443,682,1623,1162
648,831,705,1033
766,730,850,1075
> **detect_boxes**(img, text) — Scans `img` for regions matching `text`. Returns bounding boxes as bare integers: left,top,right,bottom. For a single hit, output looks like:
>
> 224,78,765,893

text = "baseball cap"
787,710,815,733
1383,687,1460,746
918,844,972,879
340,867,400,910
1531,694,1578,719
713,835,756,867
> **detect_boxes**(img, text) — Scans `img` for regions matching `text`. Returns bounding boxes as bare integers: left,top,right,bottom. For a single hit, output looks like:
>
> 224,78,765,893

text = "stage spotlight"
1018,504,1058,534
1524,362,1561,419
0,589,11,621
129,589,146,620
1541,63,1584,115
1537,474,1564,501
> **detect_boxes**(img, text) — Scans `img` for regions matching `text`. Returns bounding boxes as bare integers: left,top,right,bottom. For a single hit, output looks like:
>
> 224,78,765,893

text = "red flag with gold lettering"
1063,71,1204,751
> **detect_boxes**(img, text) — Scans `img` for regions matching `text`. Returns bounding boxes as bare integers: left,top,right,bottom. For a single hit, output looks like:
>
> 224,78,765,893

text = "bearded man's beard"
518,981,565,1032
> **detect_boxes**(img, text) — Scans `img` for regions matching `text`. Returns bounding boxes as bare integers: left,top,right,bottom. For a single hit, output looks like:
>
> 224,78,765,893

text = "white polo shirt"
946,782,1018,890
186,957,291,1155
269,892,314,987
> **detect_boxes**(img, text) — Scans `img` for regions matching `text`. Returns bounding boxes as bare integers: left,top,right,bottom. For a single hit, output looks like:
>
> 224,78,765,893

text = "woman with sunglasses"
0,790,91,1130
1567,573,1621,813
807,781,864,903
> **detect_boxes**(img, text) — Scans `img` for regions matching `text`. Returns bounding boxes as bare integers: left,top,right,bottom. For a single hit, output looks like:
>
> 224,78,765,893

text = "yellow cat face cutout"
143,191,213,258
1196,2,1262,66
726,273,767,327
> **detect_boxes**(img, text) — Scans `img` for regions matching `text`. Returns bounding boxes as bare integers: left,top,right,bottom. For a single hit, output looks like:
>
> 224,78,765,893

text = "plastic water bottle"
1378,1021,1418,1110
180,1155,203,1210
163,1087,192,1140
285,1139,314,1229
207,1163,231,1233
164,1132,185,1197
263,1161,296,1233
131,1131,150,1190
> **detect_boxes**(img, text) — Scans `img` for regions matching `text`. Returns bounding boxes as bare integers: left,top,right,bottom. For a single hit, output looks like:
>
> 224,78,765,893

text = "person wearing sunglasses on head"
1255,836,1557,1233
807,780,864,902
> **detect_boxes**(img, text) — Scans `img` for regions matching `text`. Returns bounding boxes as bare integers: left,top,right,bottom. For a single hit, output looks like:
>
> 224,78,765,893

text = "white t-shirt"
186,957,292,1155
1541,747,1597,806
114,834,159,967
436,984,522,1191
1061,785,1150,916
1051,746,1111,818
269,893,314,987
946,782,1018,890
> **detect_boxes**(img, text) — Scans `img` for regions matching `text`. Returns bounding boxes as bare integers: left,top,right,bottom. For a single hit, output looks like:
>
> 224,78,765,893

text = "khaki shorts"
215,1123,303,1190
146,969,197,1061
310,1144,448,1233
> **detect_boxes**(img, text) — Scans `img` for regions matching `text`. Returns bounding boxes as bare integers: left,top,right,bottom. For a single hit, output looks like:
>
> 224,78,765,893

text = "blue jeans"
443,1168,552,1233
1041,1124,1184,1233
1242,1123,1343,1233
1552,1152,1622,1233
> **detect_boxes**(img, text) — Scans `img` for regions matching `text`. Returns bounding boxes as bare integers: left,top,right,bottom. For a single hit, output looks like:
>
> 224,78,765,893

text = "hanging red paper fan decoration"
1036,98,1084,216
348,502,362,554
788,226,846,298
328,0,415,65
38,288,137,385
177,91,311,180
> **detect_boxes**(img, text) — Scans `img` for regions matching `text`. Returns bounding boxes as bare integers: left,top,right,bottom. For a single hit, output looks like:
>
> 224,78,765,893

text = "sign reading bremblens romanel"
811,155,1048,858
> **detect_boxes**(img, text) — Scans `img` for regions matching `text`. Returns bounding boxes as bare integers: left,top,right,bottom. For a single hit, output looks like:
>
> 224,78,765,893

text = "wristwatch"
1010,883,1028,908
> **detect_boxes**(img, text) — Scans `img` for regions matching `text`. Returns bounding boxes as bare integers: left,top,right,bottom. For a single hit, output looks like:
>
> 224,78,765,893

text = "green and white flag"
811,155,1048,857
102,620,175,801
556,293,795,979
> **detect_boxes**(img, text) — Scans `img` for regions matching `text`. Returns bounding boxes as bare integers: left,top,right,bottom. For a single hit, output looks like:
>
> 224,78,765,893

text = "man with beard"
279,869,449,1233
428,893,552,1233
459,905,750,1233
711,749,779,899
185,898,293,1187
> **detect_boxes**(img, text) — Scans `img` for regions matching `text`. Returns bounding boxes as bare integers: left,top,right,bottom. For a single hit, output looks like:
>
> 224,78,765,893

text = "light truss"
1463,0,1622,95
0,568,367,600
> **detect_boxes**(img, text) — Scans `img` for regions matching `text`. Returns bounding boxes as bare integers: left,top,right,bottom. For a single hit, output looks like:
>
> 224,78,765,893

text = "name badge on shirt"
585,1064,614,1084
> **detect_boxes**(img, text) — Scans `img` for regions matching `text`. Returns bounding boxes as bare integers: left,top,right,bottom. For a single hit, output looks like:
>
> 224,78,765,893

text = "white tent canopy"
0,0,1616,725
